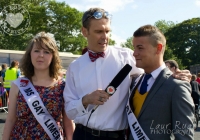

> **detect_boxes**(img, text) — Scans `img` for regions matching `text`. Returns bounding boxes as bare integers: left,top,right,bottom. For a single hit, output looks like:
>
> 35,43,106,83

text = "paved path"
0,112,6,139
0,112,200,139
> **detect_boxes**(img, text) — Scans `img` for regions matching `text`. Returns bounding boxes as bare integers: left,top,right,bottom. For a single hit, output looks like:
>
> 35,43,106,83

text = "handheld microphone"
93,64,132,111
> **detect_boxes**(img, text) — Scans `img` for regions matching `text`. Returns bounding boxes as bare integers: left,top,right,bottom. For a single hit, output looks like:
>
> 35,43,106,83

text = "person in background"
0,63,7,85
0,64,8,85
1,63,8,79
0,66,4,99
3,32,74,140
190,74,200,110
0,64,8,109
0,66,2,86
59,69,67,81
165,59,179,73
0,77,3,90
196,73,200,84
2,61,20,94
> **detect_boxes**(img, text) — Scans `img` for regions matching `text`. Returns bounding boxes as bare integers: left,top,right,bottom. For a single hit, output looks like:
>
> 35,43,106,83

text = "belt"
76,124,124,138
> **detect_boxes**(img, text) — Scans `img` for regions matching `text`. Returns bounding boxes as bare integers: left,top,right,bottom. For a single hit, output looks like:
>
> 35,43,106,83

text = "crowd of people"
0,7,200,140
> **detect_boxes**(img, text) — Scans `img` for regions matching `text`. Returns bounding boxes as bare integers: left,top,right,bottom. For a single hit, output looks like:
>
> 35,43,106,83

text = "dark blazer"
129,68,194,140
190,80,200,107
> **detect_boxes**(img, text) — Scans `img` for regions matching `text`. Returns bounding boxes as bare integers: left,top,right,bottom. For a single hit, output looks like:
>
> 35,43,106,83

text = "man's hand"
82,89,110,108
173,69,192,82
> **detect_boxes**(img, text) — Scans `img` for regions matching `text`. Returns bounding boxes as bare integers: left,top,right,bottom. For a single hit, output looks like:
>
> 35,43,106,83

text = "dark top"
190,80,200,106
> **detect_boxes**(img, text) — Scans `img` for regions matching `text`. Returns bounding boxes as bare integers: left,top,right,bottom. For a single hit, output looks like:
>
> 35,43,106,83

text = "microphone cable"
85,108,95,140
83,64,132,139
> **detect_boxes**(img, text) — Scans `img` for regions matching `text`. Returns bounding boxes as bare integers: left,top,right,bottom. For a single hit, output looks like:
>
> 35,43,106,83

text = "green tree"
165,18,200,68
120,37,133,50
154,20,186,69
0,0,49,50
0,0,117,54
154,20,176,61
46,1,87,54
154,20,176,34
108,34,116,46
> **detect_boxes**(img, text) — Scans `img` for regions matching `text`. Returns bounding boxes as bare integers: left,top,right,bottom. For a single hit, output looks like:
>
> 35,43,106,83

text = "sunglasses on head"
82,11,112,23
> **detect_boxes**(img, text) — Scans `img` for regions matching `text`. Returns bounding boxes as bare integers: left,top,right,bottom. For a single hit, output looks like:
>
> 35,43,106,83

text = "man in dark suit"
127,25,194,140
190,74,200,109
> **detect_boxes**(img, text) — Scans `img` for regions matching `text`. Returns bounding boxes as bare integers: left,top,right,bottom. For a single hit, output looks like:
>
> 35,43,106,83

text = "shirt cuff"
76,97,88,115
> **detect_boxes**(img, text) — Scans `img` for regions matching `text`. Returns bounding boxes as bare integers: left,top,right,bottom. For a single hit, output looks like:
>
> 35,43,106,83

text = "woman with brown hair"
3,32,74,140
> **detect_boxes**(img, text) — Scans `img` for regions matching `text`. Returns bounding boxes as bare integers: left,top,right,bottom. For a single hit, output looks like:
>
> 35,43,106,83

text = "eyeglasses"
82,11,112,24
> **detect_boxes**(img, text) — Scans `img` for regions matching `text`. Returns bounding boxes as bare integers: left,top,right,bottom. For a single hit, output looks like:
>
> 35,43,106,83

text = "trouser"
129,133,134,140
73,124,126,140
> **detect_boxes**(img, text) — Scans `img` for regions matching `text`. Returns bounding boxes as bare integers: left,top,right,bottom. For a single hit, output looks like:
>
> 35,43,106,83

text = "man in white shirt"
64,7,192,140
127,25,194,140
63,7,143,140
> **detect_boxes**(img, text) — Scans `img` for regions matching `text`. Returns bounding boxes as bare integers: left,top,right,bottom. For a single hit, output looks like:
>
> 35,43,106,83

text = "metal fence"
0,49,81,70
0,87,8,113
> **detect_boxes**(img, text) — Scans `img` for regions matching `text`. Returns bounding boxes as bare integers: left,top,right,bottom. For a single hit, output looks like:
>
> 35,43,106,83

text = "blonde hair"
20,32,62,80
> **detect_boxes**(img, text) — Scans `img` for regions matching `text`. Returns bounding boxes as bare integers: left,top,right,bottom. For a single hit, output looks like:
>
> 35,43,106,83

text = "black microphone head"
105,64,132,95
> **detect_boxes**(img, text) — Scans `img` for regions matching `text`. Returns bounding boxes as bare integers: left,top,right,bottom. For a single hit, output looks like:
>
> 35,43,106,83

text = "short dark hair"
165,60,179,70
2,63,7,70
192,74,197,81
133,25,166,53
9,60,19,69
82,7,109,30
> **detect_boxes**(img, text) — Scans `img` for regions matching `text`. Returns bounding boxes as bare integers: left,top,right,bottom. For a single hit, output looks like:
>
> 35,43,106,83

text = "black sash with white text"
14,78,63,140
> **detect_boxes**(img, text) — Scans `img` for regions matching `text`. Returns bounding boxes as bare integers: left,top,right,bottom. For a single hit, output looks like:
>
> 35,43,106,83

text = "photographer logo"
0,4,30,35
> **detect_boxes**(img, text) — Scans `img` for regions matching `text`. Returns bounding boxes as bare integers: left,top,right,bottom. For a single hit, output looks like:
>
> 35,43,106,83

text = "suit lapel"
130,74,143,94
137,68,172,119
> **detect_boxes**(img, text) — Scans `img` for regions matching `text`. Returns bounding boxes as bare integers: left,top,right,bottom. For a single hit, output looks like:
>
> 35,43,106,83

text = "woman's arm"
63,109,75,140
2,83,19,140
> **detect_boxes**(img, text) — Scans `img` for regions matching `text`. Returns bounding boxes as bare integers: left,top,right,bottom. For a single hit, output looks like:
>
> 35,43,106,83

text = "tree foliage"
154,20,186,69
108,36,116,46
154,20,176,34
0,0,117,54
165,18,200,68
46,1,87,53
121,37,133,50
0,0,88,54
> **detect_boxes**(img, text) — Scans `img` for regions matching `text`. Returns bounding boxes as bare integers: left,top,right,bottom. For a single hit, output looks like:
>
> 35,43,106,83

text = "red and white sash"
14,78,63,140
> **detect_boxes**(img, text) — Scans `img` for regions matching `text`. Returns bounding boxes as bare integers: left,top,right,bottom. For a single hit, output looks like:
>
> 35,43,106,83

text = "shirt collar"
150,63,166,80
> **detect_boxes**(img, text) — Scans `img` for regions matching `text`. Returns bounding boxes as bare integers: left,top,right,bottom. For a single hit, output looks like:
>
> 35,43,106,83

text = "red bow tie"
88,51,105,62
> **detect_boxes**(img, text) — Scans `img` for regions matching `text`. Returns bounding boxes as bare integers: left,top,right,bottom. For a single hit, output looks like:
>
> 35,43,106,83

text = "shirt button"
82,111,85,113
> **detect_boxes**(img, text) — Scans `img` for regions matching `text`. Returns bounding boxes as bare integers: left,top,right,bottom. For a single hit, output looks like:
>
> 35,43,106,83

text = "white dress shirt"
63,46,143,131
